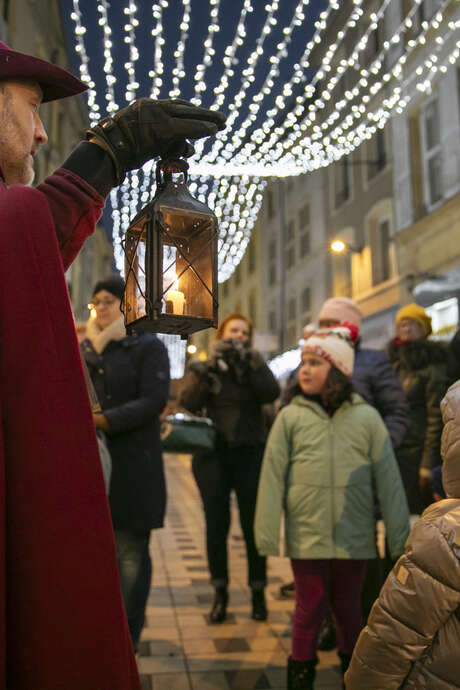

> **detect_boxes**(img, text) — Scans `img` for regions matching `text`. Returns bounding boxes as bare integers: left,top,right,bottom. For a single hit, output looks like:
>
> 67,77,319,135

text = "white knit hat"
301,322,358,377
318,297,363,329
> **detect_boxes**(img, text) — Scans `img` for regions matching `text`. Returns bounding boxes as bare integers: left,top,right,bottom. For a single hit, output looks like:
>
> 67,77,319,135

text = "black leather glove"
86,98,226,184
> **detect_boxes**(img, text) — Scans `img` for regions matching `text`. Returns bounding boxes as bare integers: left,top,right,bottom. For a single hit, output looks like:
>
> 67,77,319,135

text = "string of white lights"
97,0,118,114
191,0,221,106
68,0,460,282
123,2,140,103
149,2,167,99
203,0,339,164
169,0,192,99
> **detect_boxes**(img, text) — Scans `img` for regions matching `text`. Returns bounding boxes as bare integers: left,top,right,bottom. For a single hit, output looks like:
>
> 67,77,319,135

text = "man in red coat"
0,41,225,689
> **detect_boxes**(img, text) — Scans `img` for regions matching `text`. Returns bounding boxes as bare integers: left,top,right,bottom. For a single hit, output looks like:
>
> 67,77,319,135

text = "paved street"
138,453,344,690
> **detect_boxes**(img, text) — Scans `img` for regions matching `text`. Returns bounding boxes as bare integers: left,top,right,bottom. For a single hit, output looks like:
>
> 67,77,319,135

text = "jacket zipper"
329,419,336,558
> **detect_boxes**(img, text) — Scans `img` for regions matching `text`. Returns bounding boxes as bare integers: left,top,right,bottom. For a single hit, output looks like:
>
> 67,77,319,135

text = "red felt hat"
0,41,88,102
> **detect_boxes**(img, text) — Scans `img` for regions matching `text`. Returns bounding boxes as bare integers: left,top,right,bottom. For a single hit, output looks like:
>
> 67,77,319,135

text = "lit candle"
165,279,186,315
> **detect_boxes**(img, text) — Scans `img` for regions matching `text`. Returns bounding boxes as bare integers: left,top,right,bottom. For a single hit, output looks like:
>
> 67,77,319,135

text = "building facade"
189,0,460,367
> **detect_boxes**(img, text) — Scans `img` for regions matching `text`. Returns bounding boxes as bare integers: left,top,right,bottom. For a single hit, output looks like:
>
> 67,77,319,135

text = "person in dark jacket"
178,313,280,623
81,276,170,650
388,303,449,516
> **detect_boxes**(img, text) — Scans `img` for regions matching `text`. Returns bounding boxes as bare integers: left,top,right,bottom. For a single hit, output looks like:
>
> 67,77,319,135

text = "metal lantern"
122,158,218,337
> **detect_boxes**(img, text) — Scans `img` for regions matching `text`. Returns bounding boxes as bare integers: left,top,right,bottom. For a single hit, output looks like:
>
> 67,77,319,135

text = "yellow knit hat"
396,303,432,336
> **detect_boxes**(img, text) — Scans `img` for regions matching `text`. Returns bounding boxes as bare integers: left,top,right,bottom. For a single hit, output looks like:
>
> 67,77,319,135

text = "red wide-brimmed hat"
0,41,88,102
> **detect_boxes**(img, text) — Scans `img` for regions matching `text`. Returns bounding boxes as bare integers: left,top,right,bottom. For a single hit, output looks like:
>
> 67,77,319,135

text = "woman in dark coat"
388,303,449,515
81,276,170,650
179,313,280,623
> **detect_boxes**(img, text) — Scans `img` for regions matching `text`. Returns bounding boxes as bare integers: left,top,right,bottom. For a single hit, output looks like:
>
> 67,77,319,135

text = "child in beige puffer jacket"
345,379,460,689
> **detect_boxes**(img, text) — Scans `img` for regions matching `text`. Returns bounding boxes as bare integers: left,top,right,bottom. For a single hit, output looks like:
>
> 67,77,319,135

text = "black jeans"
114,529,151,650
192,444,266,588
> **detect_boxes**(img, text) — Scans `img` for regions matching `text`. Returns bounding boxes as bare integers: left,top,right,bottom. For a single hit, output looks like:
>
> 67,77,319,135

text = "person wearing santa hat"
0,40,225,690
255,323,410,690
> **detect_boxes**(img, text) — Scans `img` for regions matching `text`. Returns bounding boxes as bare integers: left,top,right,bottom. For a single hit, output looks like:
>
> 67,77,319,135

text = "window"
286,177,294,194
269,238,277,284
269,310,277,332
301,287,311,314
288,297,296,322
234,263,241,286
371,219,392,286
222,281,229,298
334,159,351,208
422,98,442,206
285,220,295,270
286,324,297,347
298,202,311,257
248,238,256,273
367,129,386,181
267,189,275,219
248,291,257,323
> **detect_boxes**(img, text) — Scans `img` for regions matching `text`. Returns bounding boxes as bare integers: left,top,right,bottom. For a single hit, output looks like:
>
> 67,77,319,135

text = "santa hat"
318,297,363,329
0,41,87,102
301,322,358,377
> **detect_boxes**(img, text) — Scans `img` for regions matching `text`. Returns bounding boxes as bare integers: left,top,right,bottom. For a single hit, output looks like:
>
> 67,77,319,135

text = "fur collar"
85,315,126,354
388,338,446,370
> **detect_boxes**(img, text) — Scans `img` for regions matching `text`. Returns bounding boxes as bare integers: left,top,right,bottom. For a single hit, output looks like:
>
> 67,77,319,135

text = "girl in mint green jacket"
254,323,410,690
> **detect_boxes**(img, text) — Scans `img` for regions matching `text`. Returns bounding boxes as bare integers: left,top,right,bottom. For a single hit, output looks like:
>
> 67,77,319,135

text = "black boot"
287,656,317,690
279,580,295,598
251,588,267,621
338,652,352,689
209,586,228,623
317,614,337,651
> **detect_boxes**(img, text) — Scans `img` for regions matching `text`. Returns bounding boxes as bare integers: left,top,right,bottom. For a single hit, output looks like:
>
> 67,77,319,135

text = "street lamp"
122,158,219,338
330,239,363,254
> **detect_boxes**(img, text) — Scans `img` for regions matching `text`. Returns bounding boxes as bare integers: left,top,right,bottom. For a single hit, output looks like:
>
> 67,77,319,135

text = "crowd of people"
1,38,460,690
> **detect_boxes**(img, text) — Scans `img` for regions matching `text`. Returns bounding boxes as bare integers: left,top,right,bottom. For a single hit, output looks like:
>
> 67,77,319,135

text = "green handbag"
161,413,216,454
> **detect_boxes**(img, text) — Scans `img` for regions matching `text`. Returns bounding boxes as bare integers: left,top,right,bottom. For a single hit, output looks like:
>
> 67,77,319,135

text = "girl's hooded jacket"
255,394,410,560
345,380,460,690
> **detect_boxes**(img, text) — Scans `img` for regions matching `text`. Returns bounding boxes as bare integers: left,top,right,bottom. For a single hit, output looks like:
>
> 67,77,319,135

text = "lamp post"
122,158,219,338
329,239,363,255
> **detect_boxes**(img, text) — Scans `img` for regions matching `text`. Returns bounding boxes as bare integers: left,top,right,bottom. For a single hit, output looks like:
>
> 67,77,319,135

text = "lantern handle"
156,158,189,187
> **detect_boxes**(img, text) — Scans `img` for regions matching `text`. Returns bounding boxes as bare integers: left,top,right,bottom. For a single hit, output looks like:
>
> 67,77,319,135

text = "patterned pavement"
138,453,344,689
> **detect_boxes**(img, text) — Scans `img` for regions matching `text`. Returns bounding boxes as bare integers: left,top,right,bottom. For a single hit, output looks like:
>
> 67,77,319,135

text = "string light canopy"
69,0,460,282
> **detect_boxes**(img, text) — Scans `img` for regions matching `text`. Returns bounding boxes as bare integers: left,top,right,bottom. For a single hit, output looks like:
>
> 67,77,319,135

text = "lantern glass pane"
124,222,148,325
159,205,215,320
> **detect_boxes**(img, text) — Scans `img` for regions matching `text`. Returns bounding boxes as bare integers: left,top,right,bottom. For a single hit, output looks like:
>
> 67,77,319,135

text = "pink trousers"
291,558,367,661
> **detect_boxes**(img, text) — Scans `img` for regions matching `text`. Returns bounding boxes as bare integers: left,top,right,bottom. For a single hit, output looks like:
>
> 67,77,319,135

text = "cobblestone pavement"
138,453,344,690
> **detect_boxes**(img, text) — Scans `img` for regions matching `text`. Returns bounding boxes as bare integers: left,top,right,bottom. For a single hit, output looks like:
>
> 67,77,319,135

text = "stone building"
0,0,113,320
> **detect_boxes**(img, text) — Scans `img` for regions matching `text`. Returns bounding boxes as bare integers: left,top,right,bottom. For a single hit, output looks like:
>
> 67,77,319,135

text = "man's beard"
0,95,34,186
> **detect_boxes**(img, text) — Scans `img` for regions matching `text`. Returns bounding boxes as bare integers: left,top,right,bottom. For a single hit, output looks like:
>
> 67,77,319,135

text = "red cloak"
0,169,140,689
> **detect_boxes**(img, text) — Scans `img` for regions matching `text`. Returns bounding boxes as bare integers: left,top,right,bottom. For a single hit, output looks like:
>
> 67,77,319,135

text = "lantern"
122,158,218,337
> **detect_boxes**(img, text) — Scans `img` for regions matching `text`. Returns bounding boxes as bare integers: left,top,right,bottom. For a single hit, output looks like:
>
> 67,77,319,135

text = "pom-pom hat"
318,297,363,329
301,321,358,377
0,41,88,102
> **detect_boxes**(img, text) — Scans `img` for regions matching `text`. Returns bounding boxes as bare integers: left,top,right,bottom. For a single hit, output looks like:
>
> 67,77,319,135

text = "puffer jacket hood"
441,380,460,499
345,383,460,689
